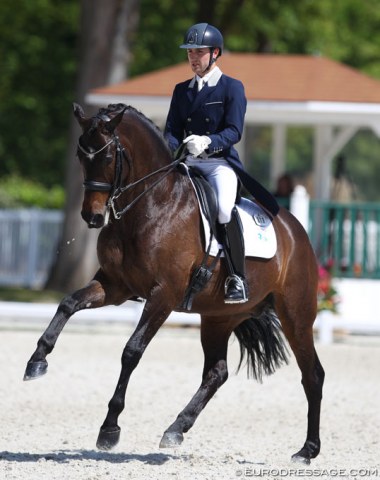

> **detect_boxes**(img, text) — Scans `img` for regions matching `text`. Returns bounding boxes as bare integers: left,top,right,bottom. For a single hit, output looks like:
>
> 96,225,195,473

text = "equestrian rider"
165,23,251,304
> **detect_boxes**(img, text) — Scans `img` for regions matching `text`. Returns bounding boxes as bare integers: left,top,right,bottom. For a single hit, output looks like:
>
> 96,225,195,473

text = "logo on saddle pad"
253,212,271,228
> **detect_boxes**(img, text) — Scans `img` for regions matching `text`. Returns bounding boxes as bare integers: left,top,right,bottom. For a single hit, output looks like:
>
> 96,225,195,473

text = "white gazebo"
86,53,380,200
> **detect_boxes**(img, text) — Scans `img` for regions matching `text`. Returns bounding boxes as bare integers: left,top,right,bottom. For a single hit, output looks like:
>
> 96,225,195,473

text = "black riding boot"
219,208,248,304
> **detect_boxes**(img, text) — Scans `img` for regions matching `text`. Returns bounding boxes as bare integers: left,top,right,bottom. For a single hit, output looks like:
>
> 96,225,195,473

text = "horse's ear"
73,103,87,128
105,107,127,134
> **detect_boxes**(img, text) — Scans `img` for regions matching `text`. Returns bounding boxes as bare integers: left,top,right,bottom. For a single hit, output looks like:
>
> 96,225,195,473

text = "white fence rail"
0,209,63,288
0,300,201,327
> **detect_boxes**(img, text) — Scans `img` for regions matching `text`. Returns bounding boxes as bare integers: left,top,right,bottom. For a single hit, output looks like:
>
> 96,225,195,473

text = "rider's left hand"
183,135,211,157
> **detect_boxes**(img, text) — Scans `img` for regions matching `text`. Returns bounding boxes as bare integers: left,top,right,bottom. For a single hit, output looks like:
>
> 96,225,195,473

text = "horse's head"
74,103,126,228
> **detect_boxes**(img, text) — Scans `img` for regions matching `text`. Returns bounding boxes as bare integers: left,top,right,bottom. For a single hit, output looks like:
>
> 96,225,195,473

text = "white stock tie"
197,78,204,91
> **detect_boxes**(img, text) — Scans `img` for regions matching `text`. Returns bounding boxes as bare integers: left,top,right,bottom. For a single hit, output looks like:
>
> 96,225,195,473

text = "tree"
46,0,140,292
0,0,78,184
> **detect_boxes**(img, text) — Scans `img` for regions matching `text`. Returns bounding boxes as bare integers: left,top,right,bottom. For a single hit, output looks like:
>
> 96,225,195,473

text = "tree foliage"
0,0,79,184
0,175,64,208
131,0,380,76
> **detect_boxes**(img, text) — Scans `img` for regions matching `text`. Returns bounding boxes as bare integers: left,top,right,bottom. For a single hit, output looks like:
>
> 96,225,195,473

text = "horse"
24,103,324,464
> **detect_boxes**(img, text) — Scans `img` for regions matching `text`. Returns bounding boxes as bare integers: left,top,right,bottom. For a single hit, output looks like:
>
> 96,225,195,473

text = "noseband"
78,134,183,220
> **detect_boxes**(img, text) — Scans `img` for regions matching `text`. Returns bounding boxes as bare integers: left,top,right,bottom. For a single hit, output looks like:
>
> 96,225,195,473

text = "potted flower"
317,263,340,314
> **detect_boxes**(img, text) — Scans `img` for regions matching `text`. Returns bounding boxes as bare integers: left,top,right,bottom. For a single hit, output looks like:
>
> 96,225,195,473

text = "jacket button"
187,117,192,122
188,131,193,135
206,131,210,135
205,118,210,122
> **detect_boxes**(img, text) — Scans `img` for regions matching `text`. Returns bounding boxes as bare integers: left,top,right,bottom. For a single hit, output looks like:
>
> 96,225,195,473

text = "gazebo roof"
89,53,380,104
86,54,380,132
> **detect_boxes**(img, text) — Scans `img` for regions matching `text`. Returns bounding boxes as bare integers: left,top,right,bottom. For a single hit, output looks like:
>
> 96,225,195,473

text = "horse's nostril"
82,211,104,229
89,214,104,228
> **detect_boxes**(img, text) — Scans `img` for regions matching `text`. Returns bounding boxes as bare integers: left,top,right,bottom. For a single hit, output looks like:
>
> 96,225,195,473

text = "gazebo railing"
309,201,380,278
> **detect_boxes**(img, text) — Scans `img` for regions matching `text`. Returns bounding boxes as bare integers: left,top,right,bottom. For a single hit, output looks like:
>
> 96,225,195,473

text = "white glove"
183,135,211,157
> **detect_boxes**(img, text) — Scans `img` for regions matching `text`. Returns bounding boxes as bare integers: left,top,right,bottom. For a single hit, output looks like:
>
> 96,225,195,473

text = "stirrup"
224,275,248,304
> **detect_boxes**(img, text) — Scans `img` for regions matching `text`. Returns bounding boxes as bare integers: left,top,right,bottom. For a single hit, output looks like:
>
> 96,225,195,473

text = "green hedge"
0,176,65,209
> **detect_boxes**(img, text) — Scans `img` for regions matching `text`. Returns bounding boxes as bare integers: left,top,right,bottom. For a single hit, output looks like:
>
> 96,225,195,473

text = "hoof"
96,426,121,450
291,440,320,465
23,361,48,381
291,452,311,465
159,431,184,448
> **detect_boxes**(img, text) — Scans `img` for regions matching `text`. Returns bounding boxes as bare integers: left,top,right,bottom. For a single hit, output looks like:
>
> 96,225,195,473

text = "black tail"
233,303,289,382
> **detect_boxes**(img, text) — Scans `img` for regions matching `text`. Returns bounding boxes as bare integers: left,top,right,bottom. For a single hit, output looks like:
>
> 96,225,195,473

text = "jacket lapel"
188,69,223,114
189,84,215,114
186,77,197,103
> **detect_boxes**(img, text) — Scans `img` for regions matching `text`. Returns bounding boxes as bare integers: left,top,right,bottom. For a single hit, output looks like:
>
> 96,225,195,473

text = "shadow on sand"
0,449,178,465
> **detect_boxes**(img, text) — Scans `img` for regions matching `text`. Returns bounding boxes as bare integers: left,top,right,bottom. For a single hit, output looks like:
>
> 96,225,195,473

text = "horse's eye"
105,154,113,163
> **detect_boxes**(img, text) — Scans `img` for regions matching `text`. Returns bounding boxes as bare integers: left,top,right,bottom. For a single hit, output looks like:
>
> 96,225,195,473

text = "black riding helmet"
180,23,223,71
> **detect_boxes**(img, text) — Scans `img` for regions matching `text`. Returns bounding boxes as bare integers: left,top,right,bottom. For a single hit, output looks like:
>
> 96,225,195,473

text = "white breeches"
186,157,238,224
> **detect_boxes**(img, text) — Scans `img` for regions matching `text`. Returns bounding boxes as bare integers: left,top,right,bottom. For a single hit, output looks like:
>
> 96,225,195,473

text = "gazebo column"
270,124,287,189
313,125,333,200
313,125,359,200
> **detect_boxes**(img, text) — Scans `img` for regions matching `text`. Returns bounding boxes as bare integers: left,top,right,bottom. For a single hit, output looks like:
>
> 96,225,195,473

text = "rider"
165,23,252,304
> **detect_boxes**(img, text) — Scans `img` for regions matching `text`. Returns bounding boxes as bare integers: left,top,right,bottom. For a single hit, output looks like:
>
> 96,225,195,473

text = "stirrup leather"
224,274,248,304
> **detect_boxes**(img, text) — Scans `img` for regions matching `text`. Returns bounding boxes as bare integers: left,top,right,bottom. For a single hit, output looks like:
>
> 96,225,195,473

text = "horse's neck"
118,119,197,217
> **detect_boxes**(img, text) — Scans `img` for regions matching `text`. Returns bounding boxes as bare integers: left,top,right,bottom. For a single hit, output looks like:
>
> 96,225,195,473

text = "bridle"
78,137,118,192
78,133,183,220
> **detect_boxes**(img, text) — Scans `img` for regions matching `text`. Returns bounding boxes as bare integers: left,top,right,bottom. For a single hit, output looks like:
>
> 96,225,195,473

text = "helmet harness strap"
202,47,217,75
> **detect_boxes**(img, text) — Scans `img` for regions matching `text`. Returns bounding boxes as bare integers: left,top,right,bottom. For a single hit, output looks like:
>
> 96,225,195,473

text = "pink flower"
317,262,340,314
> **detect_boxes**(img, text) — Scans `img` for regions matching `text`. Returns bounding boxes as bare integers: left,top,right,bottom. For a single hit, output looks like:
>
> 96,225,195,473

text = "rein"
79,134,185,221
108,158,182,219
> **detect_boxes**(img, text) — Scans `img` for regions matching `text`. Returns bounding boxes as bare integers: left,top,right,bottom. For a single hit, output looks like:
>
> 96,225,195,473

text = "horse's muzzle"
81,211,105,229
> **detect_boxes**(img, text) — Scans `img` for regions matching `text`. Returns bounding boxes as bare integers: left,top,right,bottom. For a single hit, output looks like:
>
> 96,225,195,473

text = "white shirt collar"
189,66,223,88
197,66,222,86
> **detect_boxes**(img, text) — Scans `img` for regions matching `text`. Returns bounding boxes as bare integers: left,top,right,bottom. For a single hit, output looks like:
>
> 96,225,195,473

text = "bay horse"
24,103,324,464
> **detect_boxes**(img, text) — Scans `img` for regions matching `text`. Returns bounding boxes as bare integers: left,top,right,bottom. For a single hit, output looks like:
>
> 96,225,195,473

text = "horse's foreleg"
23,273,122,381
160,318,230,448
96,292,174,451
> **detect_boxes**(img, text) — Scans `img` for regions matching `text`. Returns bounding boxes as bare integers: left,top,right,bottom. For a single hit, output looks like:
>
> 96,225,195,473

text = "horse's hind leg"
160,316,230,448
24,270,127,380
292,346,324,463
274,293,325,464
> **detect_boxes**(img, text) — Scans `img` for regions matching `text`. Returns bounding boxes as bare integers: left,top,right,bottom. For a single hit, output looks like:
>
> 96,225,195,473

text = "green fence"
309,201,380,278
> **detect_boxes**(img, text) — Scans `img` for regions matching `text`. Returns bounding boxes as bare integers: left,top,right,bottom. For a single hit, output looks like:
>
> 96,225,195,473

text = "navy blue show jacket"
164,71,279,216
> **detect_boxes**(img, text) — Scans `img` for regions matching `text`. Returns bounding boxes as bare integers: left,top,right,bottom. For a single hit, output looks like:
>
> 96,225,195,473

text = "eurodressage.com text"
235,467,379,478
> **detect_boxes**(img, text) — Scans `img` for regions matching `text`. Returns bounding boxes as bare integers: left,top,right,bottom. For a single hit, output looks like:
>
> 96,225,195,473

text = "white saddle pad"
188,174,277,259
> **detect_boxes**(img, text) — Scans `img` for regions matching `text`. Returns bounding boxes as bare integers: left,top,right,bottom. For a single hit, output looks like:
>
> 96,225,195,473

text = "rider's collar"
189,66,223,89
